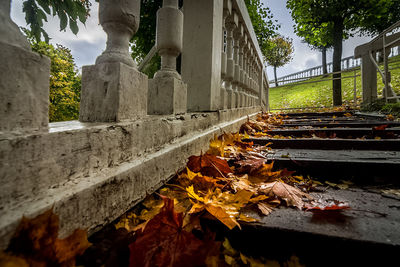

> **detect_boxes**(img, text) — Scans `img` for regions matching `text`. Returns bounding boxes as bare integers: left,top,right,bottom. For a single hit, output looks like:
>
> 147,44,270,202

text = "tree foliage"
264,36,294,68
23,28,81,122
243,0,280,56
296,22,334,51
264,36,294,86
22,0,91,42
286,0,400,106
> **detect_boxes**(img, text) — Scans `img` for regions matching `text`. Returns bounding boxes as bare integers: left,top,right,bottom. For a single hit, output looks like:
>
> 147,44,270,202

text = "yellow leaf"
209,135,225,157
222,238,237,256
186,185,204,202
205,205,241,230
249,195,269,203
238,213,258,222
186,167,199,180
232,189,254,205
337,183,349,190
325,181,337,187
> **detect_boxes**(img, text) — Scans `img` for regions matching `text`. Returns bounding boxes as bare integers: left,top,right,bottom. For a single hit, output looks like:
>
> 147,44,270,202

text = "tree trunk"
274,66,278,87
332,19,343,106
322,46,328,77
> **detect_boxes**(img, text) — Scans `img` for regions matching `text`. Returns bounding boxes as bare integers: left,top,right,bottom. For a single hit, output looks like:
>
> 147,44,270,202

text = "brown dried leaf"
187,153,232,178
257,202,274,216
259,181,312,209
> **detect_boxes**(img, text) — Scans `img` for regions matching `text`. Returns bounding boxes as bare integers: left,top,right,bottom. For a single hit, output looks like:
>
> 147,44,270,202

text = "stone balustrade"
182,0,268,112
0,0,267,248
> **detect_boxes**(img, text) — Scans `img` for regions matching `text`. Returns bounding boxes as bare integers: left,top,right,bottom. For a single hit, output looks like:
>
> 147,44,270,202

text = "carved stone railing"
181,0,267,112
0,0,266,248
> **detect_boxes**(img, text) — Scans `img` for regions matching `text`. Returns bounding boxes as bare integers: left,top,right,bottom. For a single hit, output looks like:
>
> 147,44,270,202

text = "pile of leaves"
112,130,349,266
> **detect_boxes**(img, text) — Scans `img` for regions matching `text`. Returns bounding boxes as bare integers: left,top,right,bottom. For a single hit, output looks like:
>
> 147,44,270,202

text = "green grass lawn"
269,56,400,110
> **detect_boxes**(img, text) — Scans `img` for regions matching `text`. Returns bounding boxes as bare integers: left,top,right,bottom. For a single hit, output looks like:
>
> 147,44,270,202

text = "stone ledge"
0,107,260,249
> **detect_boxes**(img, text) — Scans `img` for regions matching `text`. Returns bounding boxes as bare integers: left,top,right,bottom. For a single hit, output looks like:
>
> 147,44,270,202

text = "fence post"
0,0,50,132
80,0,147,122
361,52,378,104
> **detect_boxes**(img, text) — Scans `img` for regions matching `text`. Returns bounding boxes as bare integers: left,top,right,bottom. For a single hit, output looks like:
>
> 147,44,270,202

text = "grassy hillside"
269,55,400,110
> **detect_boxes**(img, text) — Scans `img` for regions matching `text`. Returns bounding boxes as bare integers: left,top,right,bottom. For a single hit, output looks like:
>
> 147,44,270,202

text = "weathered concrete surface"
246,188,400,247
0,107,260,249
148,76,187,115
79,62,148,122
0,42,50,132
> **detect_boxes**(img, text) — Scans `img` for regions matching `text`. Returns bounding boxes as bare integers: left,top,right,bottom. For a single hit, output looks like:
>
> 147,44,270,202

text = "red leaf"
187,154,232,178
305,199,350,211
129,198,217,267
373,125,388,131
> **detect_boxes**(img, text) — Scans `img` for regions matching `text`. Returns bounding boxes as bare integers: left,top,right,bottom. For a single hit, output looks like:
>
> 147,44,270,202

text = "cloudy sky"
10,0,373,80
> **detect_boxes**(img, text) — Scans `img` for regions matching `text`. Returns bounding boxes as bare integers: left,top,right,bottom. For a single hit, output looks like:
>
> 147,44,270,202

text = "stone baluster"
244,44,250,107
233,24,243,108
80,0,147,122
258,60,264,107
248,48,254,106
253,59,258,106
225,12,238,109
246,45,253,106
242,36,249,107
0,0,51,132
255,60,261,106
148,0,187,115
220,0,232,110
238,35,246,107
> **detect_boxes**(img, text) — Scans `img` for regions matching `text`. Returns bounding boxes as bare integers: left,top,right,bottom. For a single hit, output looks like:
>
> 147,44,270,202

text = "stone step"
263,128,400,138
279,121,400,128
247,137,400,151
281,111,355,117
266,148,400,183
221,187,400,266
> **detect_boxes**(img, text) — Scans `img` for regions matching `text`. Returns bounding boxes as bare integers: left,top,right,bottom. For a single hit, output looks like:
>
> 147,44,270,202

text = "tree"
22,0,91,42
296,22,335,76
264,36,294,87
287,0,400,106
23,28,81,122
